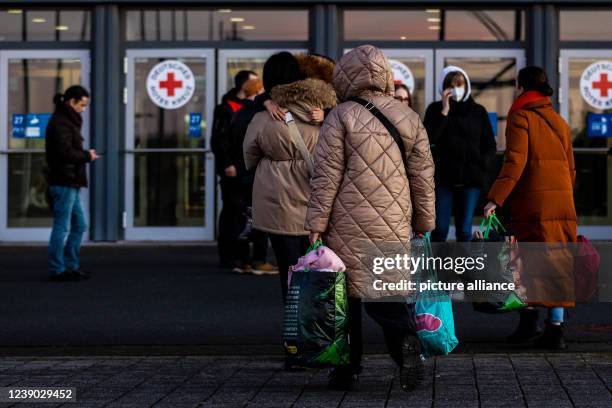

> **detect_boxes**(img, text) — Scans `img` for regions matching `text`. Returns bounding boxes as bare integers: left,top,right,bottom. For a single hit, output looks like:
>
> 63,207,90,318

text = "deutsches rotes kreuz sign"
147,60,195,109
580,60,612,110
388,59,415,94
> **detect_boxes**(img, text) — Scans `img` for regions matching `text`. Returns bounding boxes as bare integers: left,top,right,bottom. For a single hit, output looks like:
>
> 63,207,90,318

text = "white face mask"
451,86,466,102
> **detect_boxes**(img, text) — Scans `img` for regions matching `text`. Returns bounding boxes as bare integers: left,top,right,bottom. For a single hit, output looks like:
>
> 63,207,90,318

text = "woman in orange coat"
484,66,577,350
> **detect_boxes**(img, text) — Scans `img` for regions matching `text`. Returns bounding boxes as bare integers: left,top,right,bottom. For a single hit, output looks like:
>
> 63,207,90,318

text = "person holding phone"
424,66,497,242
45,85,98,281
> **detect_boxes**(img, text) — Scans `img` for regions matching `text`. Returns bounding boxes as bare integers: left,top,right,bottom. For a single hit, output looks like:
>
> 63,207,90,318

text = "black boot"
534,319,566,350
399,335,424,392
507,308,542,343
328,366,359,391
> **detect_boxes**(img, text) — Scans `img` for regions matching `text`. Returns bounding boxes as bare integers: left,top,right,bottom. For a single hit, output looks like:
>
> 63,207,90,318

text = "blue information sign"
488,112,498,137
188,112,202,138
12,113,52,139
587,113,612,138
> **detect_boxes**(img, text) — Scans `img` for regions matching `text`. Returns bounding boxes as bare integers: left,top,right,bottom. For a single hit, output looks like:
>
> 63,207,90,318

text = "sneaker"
328,367,359,391
399,335,425,392
49,272,79,282
252,263,279,276
232,264,253,274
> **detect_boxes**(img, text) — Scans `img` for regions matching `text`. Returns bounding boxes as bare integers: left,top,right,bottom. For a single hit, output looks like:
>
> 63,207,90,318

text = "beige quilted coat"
305,45,436,298
244,78,337,235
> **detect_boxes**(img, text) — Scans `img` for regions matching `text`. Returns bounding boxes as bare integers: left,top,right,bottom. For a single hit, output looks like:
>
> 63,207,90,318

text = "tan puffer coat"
244,77,337,235
305,45,436,298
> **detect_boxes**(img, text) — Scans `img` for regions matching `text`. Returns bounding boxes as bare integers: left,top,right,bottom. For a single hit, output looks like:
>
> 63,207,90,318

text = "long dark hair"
263,52,303,92
517,66,554,96
53,85,90,106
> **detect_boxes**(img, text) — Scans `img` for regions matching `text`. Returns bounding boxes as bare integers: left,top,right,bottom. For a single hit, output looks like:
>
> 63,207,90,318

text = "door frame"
381,48,435,110
559,49,612,121
559,49,612,240
434,48,526,101
216,49,306,102
215,48,306,229
0,49,90,242
124,48,215,241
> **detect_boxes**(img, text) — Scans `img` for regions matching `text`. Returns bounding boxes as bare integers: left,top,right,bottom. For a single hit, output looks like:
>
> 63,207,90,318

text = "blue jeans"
431,186,480,242
48,186,88,275
549,307,564,324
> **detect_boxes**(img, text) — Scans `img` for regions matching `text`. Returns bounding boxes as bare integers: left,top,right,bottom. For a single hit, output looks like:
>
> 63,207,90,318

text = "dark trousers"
268,234,310,302
346,297,417,373
431,186,481,242
218,177,246,266
218,176,268,266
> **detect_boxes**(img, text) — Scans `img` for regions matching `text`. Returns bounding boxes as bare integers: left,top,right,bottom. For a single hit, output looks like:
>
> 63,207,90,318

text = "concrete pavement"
0,353,611,407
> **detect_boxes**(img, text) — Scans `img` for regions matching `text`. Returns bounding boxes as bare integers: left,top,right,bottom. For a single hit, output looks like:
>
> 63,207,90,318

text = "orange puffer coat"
487,98,577,307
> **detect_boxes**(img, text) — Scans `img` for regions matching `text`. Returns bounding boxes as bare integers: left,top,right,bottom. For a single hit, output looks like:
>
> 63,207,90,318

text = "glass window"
564,57,612,224
0,9,90,41
6,58,83,228
344,9,524,41
125,9,309,41
560,10,612,41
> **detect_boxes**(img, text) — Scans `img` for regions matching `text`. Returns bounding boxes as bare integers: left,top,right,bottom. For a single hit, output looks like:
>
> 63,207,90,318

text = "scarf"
509,90,549,115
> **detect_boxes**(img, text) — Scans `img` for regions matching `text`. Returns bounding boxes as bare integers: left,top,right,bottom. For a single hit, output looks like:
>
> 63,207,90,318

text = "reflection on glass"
6,58,82,228
566,58,612,224
225,57,267,93
8,154,52,228
0,9,90,41
387,58,426,115
344,9,524,41
444,57,518,150
125,9,308,41
132,57,207,228
134,153,205,227
560,11,612,41
134,58,206,149
8,58,82,150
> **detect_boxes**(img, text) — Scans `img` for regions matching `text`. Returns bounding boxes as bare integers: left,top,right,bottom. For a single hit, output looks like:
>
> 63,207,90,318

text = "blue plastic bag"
414,232,459,357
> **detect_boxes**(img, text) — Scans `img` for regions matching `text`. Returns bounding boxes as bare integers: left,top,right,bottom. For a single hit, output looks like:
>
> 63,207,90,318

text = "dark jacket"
424,97,497,188
45,104,91,188
211,88,245,175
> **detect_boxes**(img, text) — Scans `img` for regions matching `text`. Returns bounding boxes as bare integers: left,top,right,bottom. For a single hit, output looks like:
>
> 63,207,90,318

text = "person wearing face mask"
424,66,497,242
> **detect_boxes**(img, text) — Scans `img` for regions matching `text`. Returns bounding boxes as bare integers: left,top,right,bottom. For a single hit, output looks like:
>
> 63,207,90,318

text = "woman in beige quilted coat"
243,54,337,302
305,45,436,392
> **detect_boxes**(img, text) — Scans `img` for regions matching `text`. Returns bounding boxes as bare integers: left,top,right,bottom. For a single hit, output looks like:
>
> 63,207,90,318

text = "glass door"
0,50,90,241
217,49,306,102
435,49,526,151
560,50,612,239
381,49,434,116
124,49,215,240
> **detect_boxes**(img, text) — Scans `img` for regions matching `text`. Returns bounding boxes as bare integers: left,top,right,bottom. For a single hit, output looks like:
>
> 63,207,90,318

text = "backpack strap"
349,97,408,172
284,112,315,177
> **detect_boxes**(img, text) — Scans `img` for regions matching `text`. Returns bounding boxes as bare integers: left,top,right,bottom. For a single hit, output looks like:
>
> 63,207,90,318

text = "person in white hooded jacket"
424,65,497,242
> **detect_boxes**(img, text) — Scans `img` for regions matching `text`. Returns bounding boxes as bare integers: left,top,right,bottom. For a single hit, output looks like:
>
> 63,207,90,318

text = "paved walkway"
0,353,611,407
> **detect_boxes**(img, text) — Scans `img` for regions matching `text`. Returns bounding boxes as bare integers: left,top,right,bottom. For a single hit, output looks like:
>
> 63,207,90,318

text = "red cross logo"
159,72,183,97
592,73,612,98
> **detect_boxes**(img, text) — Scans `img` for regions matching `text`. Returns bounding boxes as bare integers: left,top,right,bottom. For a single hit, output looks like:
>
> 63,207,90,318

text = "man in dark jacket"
212,70,257,269
424,66,497,242
45,85,98,281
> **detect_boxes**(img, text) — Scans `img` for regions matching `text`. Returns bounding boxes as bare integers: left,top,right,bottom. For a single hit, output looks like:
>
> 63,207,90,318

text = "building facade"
0,1,610,241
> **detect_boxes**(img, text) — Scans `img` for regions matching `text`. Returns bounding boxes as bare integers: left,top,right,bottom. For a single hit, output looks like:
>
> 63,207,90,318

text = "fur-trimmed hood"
295,54,335,84
270,78,337,123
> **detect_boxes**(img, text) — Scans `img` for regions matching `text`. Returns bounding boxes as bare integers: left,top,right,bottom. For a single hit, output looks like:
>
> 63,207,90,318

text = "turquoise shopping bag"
414,232,459,357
